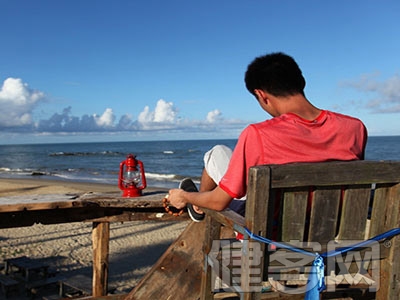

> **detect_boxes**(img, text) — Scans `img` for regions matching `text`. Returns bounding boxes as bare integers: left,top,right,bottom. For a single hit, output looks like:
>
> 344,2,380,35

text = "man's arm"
168,185,232,211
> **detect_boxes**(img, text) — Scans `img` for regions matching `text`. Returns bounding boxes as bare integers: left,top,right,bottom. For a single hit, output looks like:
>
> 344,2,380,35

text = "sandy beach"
0,178,189,299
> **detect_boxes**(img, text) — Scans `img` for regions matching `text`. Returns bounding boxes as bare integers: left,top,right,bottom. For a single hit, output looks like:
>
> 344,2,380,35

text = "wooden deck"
0,191,191,298
2,161,399,300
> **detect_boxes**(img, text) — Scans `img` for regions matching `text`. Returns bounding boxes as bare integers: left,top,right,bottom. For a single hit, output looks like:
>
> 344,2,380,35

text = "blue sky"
1,0,399,144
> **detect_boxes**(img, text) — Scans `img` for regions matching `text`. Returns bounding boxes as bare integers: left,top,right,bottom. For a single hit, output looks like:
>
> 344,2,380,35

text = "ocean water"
0,136,399,189
0,139,237,189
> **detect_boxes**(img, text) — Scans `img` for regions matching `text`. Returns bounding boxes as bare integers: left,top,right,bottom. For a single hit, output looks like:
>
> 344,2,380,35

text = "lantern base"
121,189,143,198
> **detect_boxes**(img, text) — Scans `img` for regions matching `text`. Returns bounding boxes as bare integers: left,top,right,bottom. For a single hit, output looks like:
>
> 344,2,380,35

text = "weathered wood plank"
259,160,400,188
0,190,189,229
0,193,82,212
375,183,400,300
369,183,395,238
246,166,271,237
0,207,111,229
79,191,168,208
308,188,341,243
203,208,246,234
201,215,222,300
336,185,370,240
281,189,308,241
368,183,397,259
68,296,127,300
0,206,188,229
242,166,271,300
87,211,189,223
125,221,204,300
0,191,168,213
92,222,109,297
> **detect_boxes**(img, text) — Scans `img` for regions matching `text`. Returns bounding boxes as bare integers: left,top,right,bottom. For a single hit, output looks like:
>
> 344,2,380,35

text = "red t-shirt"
219,110,367,199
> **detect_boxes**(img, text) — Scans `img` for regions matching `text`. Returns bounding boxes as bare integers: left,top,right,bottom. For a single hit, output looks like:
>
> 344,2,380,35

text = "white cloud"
0,77,250,136
138,99,177,124
137,106,152,123
343,73,400,113
38,107,121,132
138,99,178,129
117,114,134,130
94,108,115,127
206,109,222,123
154,99,177,122
0,77,45,127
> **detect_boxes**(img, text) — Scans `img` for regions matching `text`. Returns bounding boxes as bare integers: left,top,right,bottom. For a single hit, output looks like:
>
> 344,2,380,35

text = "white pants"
203,145,233,184
203,145,246,215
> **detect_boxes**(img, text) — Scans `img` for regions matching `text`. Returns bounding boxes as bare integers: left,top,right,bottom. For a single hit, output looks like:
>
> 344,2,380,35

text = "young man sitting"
167,52,367,222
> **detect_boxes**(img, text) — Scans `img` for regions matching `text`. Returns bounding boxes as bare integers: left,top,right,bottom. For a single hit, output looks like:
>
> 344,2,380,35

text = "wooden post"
92,221,109,296
200,215,221,300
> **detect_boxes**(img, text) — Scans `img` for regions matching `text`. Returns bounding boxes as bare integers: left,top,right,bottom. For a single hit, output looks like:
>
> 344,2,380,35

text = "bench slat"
264,161,400,188
308,188,341,243
337,185,371,240
281,189,308,241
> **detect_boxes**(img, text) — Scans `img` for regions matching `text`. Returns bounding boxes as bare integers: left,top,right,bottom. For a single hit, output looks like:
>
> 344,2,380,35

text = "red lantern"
118,154,147,197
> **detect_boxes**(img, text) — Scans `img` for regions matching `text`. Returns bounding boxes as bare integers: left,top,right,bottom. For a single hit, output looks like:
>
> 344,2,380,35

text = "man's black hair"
245,52,306,97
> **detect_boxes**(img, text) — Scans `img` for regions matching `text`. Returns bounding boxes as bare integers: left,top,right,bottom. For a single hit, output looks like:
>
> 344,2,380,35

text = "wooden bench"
200,161,400,300
5,256,49,281
0,274,19,298
26,275,65,297
59,274,92,297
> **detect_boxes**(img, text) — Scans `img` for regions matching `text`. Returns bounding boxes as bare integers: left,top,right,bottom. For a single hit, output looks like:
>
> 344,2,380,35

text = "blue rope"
243,227,400,300
322,228,400,258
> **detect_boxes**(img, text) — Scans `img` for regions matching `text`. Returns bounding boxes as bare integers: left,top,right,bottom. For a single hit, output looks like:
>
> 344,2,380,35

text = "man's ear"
254,89,268,103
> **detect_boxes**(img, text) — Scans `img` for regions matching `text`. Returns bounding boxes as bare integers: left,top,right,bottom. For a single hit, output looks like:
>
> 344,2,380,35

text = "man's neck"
274,94,321,121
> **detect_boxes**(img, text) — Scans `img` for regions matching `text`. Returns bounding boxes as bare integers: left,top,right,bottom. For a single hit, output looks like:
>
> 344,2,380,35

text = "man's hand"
168,186,233,212
167,188,187,209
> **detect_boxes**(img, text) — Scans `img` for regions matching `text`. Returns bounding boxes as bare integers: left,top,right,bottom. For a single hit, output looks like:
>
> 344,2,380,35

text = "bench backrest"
202,160,400,300
247,160,400,243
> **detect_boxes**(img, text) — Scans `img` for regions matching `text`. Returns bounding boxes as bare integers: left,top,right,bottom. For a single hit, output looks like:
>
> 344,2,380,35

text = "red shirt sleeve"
219,125,262,199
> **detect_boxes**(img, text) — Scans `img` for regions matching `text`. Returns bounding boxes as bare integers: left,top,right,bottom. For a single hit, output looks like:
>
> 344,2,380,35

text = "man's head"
244,52,306,98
